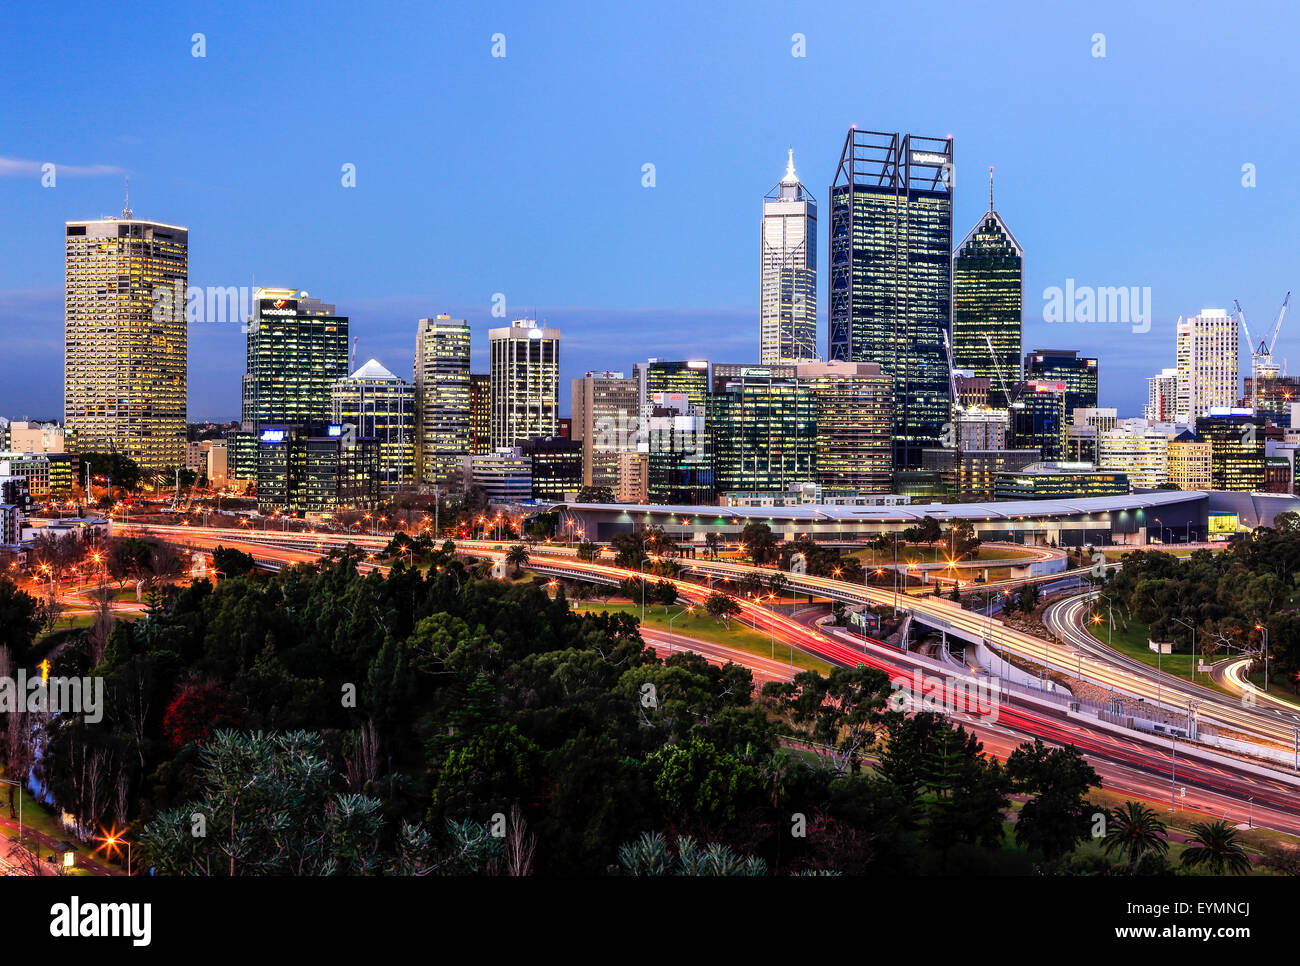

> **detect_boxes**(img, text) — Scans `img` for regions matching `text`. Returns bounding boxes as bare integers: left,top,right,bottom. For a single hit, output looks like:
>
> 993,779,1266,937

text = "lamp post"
103,833,133,877
1172,616,1196,684
1256,622,1269,692
667,604,695,652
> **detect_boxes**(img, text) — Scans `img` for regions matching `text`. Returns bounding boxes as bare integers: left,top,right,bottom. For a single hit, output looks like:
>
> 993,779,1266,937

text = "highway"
117,521,1300,833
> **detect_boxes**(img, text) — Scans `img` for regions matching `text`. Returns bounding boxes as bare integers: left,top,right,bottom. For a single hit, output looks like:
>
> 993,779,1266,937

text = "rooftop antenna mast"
122,176,133,219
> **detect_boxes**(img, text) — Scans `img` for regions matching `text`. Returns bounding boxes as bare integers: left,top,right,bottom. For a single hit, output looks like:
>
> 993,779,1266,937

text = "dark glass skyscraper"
241,289,350,430
709,364,816,494
953,177,1023,410
1023,349,1098,418
828,129,953,470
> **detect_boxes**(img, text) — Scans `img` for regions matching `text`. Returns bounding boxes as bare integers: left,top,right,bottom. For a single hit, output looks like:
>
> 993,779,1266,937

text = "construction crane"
985,334,1025,411
1234,293,1290,411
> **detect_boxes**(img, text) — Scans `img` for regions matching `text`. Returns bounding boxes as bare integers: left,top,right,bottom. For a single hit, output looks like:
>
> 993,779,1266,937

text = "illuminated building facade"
489,320,559,449
709,364,816,494
1196,409,1265,491
413,315,471,483
1023,350,1098,418
331,359,416,490
952,179,1023,410
828,129,953,469
795,360,892,493
64,212,188,472
760,150,817,363
470,374,491,455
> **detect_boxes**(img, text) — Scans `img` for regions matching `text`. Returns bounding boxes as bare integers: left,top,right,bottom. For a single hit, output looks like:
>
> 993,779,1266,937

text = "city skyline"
4,1,1299,423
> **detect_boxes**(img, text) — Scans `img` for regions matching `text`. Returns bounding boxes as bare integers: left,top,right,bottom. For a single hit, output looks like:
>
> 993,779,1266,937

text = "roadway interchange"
118,523,1300,834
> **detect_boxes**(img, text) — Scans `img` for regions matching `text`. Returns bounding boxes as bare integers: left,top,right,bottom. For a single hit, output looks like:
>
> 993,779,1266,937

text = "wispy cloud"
0,156,124,177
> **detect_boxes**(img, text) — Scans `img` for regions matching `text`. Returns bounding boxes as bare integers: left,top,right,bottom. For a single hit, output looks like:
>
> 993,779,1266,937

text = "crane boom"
1266,291,1291,354
985,335,1021,409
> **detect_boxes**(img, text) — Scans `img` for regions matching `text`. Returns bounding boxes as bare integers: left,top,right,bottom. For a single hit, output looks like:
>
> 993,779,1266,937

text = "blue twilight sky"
2,0,1299,422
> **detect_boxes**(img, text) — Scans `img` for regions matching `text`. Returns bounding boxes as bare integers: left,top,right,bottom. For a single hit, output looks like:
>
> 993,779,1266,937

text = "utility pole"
1170,735,1177,813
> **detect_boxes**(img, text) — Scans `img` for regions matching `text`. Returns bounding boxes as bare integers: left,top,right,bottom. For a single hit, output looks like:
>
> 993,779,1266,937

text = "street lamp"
1255,622,1269,692
667,604,695,652
101,831,134,877
1172,617,1197,684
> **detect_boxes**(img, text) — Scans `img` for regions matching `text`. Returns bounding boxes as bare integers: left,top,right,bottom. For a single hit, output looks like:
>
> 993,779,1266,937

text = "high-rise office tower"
1010,380,1067,461
1196,408,1264,491
709,364,817,494
828,129,953,469
795,361,892,493
241,289,350,431
489,319,559,449
414,315,471,484
469,373,491,455
760,150,818,364
64,206,188,472
571,371,638,489
1023,350,1098,417
634,360,711,505
952,173,1023,410
1145,368,1178,421
332,359,416,490
1176,310,1239,423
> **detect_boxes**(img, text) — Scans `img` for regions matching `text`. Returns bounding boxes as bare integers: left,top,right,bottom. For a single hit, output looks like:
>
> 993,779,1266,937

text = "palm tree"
504,543,530,577
704,532,721,559
1180,820,1253,875
1102,801,1169,865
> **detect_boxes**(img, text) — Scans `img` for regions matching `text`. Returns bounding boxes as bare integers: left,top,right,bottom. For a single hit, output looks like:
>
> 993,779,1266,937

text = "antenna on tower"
122,176,133,219
988,166,994,211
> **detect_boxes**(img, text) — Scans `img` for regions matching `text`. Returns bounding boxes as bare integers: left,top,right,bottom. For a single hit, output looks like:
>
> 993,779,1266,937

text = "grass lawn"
572,600,833,674
0,783,97,876
1082,613,1223,690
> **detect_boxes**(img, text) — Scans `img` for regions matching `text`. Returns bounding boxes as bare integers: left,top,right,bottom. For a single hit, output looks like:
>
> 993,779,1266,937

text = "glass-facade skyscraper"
760,150,817,364
828,129,953,470
709,364,816,494
489,319,560,449
332,359,416,490
64,210,188,472
414,315,471,484
241,288,350,431
1023,349,1098,418
953,178,1024,411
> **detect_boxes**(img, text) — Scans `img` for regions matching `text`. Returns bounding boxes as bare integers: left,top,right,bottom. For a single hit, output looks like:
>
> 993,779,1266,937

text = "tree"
918,516,942,547
705,592,741,629
1101,801,1169,866
1004,739,1101,863
704,532,721,559
740,522,778,565
1180,820,1252,875
618,831,766,876
651,579,678,614
575,485,616,504
0,579,41,665
768,572,789,600
212,545,256,578
162,681,241,749
575,539,600,562
762,666,890,775
504,544,530,577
